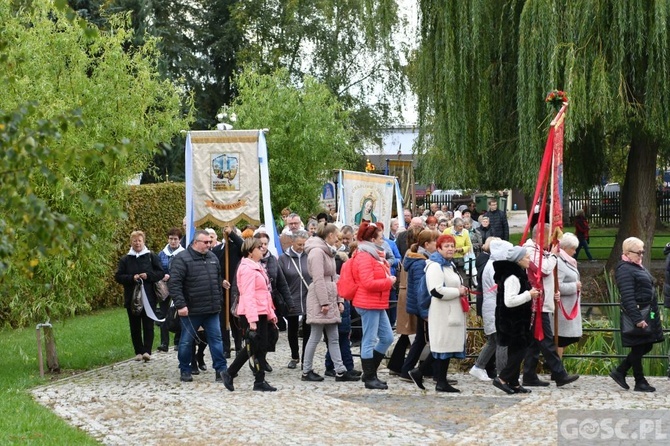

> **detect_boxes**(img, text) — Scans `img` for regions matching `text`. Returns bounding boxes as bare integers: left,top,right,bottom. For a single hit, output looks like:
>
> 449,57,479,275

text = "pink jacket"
236,257,276,323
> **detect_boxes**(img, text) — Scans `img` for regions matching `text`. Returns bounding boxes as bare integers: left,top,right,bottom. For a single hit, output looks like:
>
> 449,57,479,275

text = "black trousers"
126,307,154,355
401,319,428,374
287,315,310,362
523,312,568,380
228,315,270,384
499,344,528,386
620,343,654,380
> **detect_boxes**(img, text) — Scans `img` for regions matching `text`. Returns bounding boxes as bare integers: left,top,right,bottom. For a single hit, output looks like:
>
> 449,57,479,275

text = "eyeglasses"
195,239,212,245
629,250,645,255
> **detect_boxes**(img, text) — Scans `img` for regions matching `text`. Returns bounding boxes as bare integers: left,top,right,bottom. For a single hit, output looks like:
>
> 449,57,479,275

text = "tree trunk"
607,125,659,271
44,326,60,373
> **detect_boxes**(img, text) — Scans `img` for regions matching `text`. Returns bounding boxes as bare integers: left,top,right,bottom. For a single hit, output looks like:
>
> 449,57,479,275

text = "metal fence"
565,190,670,227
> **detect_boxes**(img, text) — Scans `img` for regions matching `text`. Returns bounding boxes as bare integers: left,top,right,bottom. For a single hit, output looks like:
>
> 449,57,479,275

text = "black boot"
435,358,460,393
372,350,388,386
361,358,387,390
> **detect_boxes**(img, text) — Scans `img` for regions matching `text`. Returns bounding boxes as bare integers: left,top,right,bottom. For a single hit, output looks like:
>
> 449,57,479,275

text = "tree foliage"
415,0,670,267
0,4,190,327
233,0,408,139
229,68,359,217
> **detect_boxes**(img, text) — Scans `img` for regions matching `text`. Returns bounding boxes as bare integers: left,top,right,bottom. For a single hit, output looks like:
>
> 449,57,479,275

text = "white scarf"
162,244,185,257
127,247,151,257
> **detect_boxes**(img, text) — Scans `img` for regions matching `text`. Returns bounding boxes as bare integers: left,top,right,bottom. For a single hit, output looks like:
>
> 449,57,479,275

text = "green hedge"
100,183,186,309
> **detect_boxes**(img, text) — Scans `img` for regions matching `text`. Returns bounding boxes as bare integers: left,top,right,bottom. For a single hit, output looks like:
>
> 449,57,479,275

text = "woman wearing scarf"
156,227,185,352
115,230,165,361
350,221,396,390
610,237,663,392
555,233,583,358
491,245,539,394
424,234,468,392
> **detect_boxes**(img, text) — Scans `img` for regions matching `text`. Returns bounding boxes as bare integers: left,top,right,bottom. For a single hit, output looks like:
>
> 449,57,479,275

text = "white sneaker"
469,365,492,381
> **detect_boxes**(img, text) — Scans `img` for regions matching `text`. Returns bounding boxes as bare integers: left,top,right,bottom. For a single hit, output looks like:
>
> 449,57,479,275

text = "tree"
229,68,359,217
0,4,190,327
233,0,408,144
415,1,670,269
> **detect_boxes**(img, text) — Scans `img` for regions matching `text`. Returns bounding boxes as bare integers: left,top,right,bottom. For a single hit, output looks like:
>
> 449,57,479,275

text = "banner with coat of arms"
186,130,261,229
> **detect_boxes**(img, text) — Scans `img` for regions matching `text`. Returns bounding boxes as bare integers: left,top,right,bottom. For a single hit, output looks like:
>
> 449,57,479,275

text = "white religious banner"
319,181,337,213
185,130,280,255
337,170,401,237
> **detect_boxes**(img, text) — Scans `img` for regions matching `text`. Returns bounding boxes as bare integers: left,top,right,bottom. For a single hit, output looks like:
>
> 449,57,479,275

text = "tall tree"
229,68,359,217
0,4,189,326
233,0,408,144
415,0,670,268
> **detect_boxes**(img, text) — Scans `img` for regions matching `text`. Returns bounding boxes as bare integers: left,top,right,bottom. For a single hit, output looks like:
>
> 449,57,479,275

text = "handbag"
165,301,180,333
460,295,471,313
621,305,653,335
154,280,170,302
131,282,144,315
230,292,240,318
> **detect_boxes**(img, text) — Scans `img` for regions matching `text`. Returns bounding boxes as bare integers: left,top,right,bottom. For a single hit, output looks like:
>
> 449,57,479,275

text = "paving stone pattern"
32,336,670,445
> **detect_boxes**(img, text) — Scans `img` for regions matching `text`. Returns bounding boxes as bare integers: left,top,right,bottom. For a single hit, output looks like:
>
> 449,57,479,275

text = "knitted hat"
506,246,527,263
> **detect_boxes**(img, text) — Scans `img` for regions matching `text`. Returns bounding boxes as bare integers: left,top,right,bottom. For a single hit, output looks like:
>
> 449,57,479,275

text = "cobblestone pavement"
32,335,670,446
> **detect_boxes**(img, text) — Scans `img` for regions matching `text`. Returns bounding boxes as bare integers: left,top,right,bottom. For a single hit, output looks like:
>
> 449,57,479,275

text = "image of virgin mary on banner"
338,170,396,235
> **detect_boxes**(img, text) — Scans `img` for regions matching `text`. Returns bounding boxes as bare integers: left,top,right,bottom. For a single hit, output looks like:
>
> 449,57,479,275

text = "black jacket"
212,231,244,298
115,252,164,310
260,252,292,316
485,210,509,241
493,260,532,348
169,246,223,315
615,260,664,347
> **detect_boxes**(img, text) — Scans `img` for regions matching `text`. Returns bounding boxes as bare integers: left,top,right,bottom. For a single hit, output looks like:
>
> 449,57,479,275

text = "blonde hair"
622,237,643,254
130,230,145,241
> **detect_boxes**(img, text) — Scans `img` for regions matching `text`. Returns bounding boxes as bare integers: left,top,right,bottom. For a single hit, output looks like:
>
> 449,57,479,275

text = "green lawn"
510,227,670,261
0,308,133,445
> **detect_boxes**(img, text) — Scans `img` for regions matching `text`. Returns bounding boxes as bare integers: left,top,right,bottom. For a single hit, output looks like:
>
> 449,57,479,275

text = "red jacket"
351,250,394,310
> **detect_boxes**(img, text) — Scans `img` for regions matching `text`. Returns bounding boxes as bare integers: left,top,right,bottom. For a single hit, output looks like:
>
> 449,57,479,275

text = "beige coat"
304,236,341,325
425,260,466,354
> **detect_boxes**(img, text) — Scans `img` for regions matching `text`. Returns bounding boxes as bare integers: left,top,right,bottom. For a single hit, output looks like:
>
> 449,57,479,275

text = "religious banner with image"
186,130,261,229
337,170,397,236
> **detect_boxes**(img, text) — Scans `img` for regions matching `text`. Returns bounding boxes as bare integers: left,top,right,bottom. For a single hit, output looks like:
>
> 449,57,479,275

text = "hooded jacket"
304,236,341,324
403,250,429,318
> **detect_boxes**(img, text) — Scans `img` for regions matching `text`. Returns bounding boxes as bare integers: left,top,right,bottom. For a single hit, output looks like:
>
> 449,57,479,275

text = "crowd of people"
114,198,665,393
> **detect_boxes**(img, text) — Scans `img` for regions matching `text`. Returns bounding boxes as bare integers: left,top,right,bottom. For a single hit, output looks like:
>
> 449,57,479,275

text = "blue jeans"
575,237,593,260
178,313,227,374
356,308,394,359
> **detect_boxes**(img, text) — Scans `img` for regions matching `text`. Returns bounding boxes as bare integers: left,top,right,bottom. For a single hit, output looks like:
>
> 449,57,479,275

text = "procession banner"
186,130,260,232
387,159,414,214
337,170,396,236
550,105,567,234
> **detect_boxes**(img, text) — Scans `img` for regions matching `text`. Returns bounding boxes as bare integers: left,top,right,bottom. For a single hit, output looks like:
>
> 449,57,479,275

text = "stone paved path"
32,336,670,445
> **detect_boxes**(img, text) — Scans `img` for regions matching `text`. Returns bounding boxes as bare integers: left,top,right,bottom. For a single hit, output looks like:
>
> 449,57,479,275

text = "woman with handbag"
222,237,278,392
301,223,359,383
610,237,664,392
157,227,185,352
278,229,312,369
115,230,165,362
423,234,468,392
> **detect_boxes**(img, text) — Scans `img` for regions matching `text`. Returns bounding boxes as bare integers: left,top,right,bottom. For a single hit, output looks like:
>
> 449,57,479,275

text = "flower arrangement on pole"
545,90,568,112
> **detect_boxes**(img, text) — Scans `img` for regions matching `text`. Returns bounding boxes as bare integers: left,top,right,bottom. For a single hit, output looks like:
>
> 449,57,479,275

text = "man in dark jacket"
169,230,229,383
484,200,509,241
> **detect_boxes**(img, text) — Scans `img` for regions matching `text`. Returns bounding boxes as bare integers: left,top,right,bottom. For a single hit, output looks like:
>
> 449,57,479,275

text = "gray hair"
462,217,472,225
560,232,579,250
292,230,309,240
452,217,464,227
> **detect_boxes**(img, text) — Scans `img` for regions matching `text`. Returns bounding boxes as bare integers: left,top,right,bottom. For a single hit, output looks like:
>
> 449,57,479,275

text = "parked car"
601,182,620,217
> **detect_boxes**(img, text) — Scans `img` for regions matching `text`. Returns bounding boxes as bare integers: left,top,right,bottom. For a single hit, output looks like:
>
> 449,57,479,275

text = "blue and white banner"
185,130,262,244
